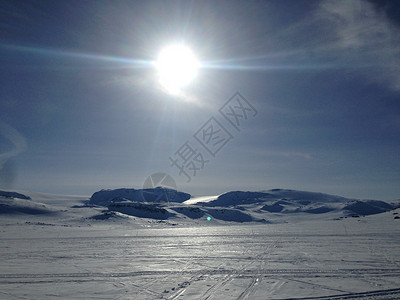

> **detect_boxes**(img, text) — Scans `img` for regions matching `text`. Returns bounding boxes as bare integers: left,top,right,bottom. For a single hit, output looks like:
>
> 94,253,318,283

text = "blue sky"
1,0,399,200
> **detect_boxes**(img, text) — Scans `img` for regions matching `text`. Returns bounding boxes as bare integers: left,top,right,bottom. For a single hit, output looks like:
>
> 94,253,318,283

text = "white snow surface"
0,189,399,299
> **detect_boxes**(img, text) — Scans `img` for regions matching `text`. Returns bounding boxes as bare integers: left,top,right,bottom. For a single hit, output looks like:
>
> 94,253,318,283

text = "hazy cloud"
0,122,27,163
316,0,400,90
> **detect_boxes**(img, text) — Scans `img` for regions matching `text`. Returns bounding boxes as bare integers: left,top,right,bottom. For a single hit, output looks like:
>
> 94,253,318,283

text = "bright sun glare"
155,44,199,95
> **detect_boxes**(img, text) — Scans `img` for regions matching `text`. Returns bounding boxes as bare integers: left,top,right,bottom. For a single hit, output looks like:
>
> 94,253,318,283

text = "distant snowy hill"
187,189,396,217
0,188,396,223
89,187,191,206
0,191,54,215
199,189,353,207
87,188,396,222
88,188,259,222
88,188,192,221
0,190,31,200
344,200,393,216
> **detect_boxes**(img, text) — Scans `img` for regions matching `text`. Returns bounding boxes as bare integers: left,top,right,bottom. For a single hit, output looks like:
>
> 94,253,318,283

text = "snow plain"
1,191,399,299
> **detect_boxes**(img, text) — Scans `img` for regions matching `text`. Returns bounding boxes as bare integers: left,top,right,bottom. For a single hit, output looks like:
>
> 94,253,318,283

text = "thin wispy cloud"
268,0,400,90
0,122,27,164
315,0,400,90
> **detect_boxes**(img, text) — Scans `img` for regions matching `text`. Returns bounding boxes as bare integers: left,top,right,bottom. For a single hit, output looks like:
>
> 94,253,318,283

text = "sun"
155,44,199,95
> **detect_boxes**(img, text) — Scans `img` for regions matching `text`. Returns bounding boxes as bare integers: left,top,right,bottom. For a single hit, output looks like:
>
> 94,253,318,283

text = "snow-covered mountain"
86,188,396,223
0,188,397,223
198,189,353,207
0,190,31,200
89,187,191,206
0,190,54,215
194,189,395,217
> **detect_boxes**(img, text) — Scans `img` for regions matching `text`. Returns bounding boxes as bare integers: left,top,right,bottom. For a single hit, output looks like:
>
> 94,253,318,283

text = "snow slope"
0,190,55,215
195,189,395,217
0,196,54,215
0,190,31,200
